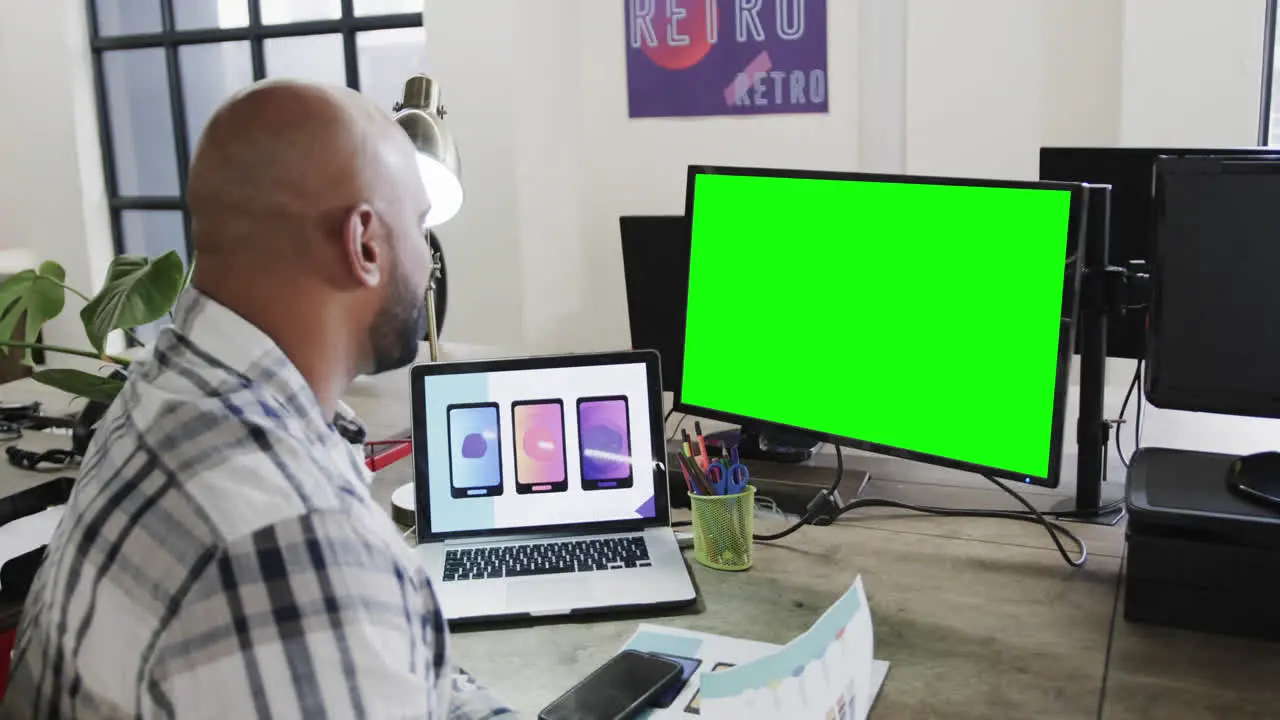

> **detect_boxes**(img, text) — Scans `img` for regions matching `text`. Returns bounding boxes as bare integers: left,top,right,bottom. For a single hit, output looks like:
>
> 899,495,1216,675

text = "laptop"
409,350,698,624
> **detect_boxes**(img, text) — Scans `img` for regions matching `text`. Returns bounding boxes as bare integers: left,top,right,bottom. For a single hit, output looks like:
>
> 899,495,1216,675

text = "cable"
1134,359,1144,456
1115,360,1143,468
750,446,1088,567
751,443,845,542
6,446,79,471
980,473,1086,567
665,412,688,444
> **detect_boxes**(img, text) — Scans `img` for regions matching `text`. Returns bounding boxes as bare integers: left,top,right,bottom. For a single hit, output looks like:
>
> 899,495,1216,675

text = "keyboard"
442,535,651,582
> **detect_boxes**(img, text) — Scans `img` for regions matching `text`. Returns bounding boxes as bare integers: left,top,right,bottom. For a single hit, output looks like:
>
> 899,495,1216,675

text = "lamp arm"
424,231,447,359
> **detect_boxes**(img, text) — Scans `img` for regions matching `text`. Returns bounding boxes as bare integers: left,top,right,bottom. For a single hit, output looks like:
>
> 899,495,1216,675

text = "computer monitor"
1146,155,1280,419
677,165,1085,488
619,215,688,393
1039,147,1280,359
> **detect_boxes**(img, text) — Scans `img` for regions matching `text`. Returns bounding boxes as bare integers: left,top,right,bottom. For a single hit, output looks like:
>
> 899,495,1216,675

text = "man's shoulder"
86,375,357,542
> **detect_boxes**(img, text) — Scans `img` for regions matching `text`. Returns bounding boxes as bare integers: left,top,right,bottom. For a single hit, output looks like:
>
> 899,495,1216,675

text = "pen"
675,451,694,493
693,422,710,471
681,454,714,496
677,454,698,494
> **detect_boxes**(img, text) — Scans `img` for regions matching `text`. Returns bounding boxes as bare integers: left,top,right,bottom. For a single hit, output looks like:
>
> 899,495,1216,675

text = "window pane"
1271,19,1280,146
94,0,162,36
103,49,181,196
120,210,186,260
175,0,249,29
261,0,341,24
355,0,421,15
265,34,346,86
357,28,427,115
180,42,254,149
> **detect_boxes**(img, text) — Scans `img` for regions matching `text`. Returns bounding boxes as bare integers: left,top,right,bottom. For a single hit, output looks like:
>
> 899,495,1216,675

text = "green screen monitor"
677,166,1085,488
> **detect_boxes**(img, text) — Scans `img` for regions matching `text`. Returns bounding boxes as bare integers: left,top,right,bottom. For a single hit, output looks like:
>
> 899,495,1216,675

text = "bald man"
3,81,515,719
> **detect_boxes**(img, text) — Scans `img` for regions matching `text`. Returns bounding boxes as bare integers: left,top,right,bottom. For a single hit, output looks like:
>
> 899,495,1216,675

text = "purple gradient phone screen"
578,397,632,487
513,401,566,488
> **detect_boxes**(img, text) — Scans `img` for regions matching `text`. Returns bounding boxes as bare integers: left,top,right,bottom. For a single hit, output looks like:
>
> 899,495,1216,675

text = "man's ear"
344,204,382,288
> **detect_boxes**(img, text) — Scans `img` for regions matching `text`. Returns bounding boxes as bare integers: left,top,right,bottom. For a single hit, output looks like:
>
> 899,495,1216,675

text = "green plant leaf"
30,369,125,404
181,255,196,292
80,252,186,354
0,262,68,364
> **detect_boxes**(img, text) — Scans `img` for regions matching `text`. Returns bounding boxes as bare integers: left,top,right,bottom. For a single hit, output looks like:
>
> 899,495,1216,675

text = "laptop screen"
416,359,661,536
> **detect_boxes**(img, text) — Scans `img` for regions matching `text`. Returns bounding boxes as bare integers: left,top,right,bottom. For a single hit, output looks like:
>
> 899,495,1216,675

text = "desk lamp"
392,74,463,362
383,75,463,526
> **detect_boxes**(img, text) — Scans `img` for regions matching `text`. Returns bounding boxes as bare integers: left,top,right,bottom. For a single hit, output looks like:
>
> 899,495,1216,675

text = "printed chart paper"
619,576,887,719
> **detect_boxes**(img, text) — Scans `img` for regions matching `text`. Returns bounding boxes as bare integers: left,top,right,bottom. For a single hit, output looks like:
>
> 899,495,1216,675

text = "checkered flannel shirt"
2,289,516,719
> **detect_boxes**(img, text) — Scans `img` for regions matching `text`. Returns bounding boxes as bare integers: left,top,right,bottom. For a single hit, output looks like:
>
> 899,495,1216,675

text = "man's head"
186,79,432,380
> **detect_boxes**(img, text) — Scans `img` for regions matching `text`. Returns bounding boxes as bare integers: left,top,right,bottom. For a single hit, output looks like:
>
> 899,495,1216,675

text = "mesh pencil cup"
689,485,755,571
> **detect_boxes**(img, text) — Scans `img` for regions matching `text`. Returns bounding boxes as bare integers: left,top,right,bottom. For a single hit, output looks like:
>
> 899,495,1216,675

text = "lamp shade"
394,75,463,227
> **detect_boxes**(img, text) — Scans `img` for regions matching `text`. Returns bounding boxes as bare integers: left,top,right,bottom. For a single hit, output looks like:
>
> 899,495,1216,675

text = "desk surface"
1,353,1278,719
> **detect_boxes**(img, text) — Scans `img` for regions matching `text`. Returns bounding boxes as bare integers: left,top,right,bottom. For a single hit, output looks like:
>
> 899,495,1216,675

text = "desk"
2,349,1279,719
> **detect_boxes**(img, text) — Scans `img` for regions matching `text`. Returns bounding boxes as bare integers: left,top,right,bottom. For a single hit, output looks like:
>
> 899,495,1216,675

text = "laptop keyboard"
442,536,651,582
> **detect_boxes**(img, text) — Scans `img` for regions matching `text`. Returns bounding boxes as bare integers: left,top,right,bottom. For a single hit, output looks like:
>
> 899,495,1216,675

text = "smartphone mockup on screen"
512,399,568,494
446,402,503,498
538,650,683,720
576,395,633,490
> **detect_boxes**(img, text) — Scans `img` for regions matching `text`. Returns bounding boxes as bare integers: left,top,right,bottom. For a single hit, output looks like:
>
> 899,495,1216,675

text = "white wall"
0,0,115,361
424,0,861,354
1120,0,1268,146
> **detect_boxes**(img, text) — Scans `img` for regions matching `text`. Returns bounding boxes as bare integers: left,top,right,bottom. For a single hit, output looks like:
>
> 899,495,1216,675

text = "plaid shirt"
3,290,516,719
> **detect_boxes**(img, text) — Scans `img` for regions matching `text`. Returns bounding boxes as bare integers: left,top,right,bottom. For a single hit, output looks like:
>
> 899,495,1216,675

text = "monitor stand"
704,425,821,464
1053,184,1134,527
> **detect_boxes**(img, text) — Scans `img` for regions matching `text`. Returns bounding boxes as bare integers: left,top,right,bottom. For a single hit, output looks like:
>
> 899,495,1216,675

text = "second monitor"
677,165,1086,488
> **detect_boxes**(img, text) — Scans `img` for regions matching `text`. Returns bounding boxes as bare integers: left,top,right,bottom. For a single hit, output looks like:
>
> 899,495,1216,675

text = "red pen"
694,422,710,471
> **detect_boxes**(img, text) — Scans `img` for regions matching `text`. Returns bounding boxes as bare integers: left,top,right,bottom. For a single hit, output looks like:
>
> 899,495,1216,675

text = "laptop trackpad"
508,577,590,612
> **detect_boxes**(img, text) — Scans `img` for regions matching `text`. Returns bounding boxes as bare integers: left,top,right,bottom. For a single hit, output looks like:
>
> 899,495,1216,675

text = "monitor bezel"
410,349,671,543
1145,154,1280,418
675,164,1087,489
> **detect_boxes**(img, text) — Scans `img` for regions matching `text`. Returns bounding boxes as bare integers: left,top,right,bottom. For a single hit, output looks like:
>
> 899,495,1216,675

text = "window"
1264,0,1280,144
87,0,427,339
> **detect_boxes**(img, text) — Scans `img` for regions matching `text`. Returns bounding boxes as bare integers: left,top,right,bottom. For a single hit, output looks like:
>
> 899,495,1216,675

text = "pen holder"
689,485,755,571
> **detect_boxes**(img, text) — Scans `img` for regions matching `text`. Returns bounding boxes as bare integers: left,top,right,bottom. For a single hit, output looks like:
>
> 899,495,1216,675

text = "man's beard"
368,267,428,374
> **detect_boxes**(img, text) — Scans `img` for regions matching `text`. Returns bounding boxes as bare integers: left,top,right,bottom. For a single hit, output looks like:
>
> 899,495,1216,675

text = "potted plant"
0,251,190,405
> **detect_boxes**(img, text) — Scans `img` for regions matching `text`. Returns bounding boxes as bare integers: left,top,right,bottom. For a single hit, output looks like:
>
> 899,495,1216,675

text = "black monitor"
1039,147,1280,359
1146,155,1280,418
619,215,688,393
677,165,1086,488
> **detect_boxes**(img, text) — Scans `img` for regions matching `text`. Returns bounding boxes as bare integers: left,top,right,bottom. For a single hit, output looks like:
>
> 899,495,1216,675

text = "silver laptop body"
408,350,697,624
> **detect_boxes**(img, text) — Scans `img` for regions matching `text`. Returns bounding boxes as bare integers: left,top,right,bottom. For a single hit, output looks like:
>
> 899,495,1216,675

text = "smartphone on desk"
538,649,683,720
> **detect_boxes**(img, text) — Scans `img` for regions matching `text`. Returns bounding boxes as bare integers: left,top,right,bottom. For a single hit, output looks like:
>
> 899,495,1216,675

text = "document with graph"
619,576,887,719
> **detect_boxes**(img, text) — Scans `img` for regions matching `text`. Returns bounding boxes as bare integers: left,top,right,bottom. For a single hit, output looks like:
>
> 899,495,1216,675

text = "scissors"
705,446,750,495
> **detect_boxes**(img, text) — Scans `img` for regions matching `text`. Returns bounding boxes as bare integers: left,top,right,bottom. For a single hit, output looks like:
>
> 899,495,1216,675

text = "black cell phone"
538,649,683,720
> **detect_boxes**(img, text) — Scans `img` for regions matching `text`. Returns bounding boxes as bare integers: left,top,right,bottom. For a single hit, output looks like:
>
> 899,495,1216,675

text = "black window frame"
85,0,424,262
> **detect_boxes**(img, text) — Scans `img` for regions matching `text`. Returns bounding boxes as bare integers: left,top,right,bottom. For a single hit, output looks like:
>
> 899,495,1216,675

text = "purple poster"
625,0,828,118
